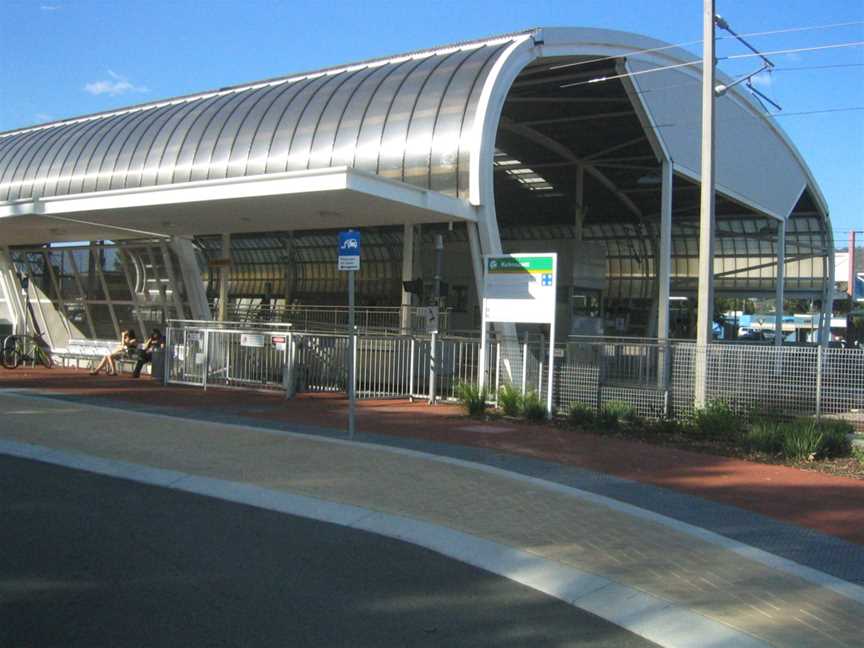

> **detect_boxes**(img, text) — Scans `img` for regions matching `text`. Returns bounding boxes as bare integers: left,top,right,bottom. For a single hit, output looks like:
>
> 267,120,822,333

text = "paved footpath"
1,389,863,648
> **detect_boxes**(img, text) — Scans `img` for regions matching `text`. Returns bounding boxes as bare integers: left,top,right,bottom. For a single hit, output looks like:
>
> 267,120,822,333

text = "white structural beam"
0,247,27,334
657,161,674,341
774,220,785,347
170,237,211,321
694,0,717,409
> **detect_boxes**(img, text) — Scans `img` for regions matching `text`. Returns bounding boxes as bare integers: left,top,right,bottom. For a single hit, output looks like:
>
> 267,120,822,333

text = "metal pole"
658,161,673,389
434,234,444,306
429,330,437,404
694,0,717,409
348,270,356,437
815,344,823,418
775,219,786,347
521,341,528,395
202,329,209,391
218,233,231,321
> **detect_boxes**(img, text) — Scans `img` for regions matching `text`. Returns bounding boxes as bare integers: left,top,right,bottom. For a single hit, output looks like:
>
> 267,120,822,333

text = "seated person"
90,329,137,376
132,328,164,378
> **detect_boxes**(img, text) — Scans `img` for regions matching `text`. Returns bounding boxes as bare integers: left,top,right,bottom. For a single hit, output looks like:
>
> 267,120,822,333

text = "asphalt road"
0,455,656,648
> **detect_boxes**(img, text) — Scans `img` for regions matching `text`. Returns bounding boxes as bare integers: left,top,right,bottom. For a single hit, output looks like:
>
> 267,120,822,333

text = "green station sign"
487,255,554,273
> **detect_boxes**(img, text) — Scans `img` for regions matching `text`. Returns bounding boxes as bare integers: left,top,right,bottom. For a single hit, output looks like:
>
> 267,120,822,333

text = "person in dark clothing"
132,329,163,378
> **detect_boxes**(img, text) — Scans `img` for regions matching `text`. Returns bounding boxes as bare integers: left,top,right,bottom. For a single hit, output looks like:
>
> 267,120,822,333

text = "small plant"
815,419,854,459
689,400,743,441
781,420,823,462
647,416,685,436
522,391,547,422
455,382,488,417
567,402,595,428
497,384,523,417
852,445,864,464
745,420,783,455
602,400,639,424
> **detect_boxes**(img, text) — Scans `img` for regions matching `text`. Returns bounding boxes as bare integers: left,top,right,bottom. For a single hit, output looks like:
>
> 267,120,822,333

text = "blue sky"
1,0,861,243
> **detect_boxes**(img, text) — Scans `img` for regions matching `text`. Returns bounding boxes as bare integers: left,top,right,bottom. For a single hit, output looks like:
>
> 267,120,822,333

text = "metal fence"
164,323,864,431
209,304,450,334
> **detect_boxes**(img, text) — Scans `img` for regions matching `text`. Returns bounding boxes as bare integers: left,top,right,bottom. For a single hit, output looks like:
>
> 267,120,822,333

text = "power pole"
694,0,716,408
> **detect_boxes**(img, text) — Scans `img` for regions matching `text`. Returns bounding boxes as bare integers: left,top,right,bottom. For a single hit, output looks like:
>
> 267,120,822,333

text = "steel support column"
400,223,415,333
218,233,231,321
657,161,673,341
774,219,785,347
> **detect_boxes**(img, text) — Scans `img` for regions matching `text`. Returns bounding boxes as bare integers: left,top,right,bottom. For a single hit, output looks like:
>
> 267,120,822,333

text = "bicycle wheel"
37,346,54,369
1,347,20,369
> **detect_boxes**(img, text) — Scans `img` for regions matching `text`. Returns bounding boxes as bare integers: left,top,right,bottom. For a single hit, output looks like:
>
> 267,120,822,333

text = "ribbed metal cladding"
0,39,514,203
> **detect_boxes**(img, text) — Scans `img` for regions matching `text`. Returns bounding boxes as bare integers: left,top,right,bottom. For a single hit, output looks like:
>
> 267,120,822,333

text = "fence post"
284,332,296,399
202,329,209,391
429,330,437,405
162,327,171,386
521,342,528,395
409,337,416,400
538,359,543,395
815,344,822,419
494,341,501,397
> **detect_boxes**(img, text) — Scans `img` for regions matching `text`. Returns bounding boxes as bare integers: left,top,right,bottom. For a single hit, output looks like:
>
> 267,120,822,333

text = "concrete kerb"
0,438,769,648
3,387,864,607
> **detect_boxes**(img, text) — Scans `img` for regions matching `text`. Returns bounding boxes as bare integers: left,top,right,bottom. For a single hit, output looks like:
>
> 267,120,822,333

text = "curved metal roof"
0,35,520,203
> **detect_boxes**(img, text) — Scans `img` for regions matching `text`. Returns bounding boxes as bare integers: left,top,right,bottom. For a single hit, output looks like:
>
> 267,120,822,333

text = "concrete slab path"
1,390,862,648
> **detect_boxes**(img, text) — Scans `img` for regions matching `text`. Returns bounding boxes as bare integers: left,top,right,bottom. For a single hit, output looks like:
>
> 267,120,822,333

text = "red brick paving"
3,367,863,545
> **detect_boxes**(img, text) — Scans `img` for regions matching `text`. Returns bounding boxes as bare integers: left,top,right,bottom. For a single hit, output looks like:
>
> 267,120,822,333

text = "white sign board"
480,253,557,419
483,254,557,324
240,333,266,348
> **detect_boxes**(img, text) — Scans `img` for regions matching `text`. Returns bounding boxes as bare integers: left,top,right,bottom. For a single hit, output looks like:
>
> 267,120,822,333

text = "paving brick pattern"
1,391,862,647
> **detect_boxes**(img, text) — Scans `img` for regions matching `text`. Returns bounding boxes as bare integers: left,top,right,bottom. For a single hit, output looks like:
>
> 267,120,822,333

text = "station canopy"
0,27,833,298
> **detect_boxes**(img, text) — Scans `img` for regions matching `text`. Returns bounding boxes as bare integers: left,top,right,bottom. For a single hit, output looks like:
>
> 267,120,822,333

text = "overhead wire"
548,19,864,71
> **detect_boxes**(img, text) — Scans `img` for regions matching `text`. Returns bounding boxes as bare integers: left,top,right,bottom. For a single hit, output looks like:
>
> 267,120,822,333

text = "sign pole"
546,257,556,417
348,269,356,438
338,229,360,438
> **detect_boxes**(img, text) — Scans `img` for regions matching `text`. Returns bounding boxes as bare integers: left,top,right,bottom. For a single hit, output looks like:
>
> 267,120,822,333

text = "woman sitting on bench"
90,329,137,376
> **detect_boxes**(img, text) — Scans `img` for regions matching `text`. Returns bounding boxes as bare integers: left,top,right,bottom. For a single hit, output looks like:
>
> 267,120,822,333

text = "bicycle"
1,335,54,369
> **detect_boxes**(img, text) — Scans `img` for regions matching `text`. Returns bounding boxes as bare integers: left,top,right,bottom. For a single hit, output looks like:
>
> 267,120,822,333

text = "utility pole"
694,0,716,408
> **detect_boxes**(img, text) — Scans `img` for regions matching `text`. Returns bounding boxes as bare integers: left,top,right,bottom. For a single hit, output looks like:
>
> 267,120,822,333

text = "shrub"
522,391,547,422
689,400,743,441
780,420,823,461
497,384,523,417
745,420,783,455
455,382,488,417
815,419,853,458
567,402,595,428
852,445,864,464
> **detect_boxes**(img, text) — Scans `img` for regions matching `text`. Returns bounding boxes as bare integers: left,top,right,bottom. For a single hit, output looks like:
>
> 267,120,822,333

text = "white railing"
208,304,450,334
164,323,864,431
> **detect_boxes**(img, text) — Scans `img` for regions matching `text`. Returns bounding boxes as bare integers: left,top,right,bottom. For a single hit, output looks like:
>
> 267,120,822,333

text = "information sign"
483,254,557,324
240,333,265,348
480,253,557,418
338,230,361,271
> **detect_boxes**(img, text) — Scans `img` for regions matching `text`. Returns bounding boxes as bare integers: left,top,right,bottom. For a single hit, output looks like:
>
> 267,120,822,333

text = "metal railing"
164,322,864,431
208,304,450,334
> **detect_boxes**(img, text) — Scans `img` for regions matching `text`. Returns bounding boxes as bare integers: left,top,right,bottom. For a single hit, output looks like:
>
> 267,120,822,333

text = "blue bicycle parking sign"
338,230,360,271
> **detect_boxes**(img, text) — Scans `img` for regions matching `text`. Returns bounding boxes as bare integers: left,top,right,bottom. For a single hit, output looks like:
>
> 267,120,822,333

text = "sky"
1,0,861,245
